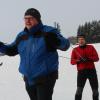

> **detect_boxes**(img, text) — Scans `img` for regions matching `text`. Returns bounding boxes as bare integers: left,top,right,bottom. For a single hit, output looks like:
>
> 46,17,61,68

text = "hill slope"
0,43,100,100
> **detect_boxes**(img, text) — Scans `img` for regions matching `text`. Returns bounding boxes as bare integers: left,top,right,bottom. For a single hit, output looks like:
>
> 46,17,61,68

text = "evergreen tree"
77,20,100,43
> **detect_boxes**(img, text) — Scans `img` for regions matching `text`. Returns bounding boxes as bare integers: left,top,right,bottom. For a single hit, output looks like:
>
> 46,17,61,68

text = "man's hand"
45,32,61,48
0,42,4,47
76,57,92,64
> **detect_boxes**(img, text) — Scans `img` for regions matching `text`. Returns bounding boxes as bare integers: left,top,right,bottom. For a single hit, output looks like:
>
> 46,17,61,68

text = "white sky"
0,0,100,42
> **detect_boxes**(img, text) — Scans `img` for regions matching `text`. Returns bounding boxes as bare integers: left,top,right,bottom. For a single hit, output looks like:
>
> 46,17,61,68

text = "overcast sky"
0,0,100,42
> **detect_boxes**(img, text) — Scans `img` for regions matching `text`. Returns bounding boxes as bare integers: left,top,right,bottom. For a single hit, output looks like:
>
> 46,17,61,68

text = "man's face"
78,37,86,46
24,15,38,29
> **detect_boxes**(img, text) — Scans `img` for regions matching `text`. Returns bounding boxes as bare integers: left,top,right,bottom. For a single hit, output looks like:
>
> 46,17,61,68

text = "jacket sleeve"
0,36,19,56
51,29,70,51
88,46,99,62
71,48,78,65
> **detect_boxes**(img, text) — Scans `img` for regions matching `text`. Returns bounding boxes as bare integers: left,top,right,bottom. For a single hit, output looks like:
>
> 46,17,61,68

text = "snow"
0,43,100,100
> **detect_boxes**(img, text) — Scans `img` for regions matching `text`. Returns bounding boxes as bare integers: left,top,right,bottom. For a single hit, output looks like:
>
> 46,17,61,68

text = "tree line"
69,20,100,44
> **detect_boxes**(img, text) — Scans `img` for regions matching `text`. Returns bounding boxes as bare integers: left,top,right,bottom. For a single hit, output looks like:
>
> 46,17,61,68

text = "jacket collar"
79,44,87,48
24,22,43,36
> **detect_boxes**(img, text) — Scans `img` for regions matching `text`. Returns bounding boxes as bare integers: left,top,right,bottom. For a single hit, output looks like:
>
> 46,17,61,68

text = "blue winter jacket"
0,23,70,85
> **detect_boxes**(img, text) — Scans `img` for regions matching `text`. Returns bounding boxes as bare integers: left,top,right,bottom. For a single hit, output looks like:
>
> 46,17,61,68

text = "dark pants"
75,69,99,100
24,72,57,100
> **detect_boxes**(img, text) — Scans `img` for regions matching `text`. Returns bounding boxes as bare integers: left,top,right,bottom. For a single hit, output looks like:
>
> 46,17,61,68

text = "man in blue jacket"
0,8,70,100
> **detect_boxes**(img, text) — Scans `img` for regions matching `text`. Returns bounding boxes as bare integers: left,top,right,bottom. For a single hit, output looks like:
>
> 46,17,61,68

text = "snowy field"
0,43,100,100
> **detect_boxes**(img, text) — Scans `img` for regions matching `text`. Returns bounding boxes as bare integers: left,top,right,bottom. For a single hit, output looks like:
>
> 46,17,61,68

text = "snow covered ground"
0,43,100,100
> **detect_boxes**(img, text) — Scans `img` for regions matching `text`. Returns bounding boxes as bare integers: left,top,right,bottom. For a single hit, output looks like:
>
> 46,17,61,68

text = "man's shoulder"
42,25,58,33
72,46,79,52
74,45,79,49
17,30,27,37
86,44,94,48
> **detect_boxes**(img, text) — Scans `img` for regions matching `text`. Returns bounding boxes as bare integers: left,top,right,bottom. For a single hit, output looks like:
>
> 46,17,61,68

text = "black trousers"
75,69,99,100
25,76,56,100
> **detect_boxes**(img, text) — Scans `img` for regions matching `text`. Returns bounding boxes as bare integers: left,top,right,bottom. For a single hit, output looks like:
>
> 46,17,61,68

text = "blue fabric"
0,23,70,85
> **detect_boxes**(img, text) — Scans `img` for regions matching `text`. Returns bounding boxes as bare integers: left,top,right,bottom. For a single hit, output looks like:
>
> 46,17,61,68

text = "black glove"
0,41,4,47
44,32,61,51
45,32,61,47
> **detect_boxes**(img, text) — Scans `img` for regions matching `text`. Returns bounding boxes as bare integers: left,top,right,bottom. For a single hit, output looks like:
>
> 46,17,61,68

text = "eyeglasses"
24,17,34,21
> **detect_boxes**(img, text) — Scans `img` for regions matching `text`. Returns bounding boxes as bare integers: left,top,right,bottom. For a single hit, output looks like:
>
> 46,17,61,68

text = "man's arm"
88,45,99,62
71,48,78,65
47,28,70,51
0,37,19,56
